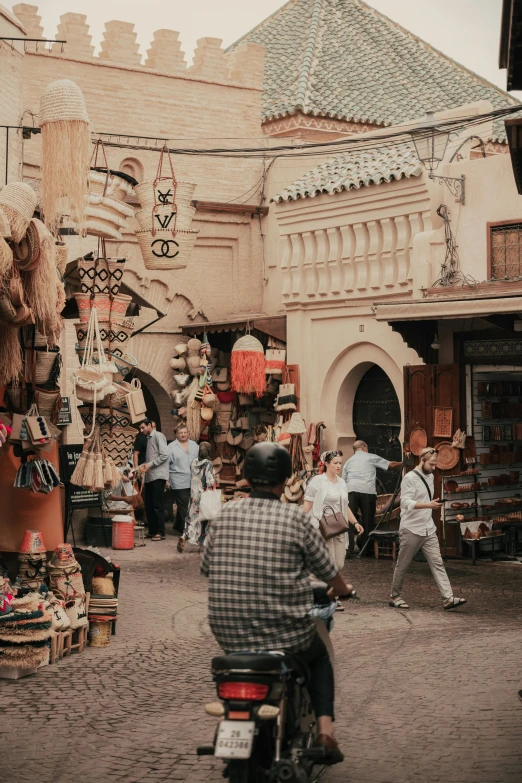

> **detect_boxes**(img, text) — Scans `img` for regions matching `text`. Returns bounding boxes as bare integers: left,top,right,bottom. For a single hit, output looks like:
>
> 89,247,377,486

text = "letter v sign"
155,212,175,229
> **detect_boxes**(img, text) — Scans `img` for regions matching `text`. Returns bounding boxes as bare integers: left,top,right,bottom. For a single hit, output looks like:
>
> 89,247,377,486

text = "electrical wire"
92,105,522,160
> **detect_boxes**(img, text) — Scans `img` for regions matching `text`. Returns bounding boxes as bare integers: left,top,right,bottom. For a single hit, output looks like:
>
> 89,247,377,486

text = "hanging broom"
71,435,94,487
231,334,266,398
39,79,91,235
0,326,23,387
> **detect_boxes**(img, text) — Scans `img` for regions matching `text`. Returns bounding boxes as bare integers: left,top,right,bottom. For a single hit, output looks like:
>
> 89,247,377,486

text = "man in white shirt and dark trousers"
389,447,467,611
343,440,402,555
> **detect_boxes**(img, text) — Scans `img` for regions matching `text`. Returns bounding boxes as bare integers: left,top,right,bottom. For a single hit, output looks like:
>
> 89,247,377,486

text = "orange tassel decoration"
231,334,266,398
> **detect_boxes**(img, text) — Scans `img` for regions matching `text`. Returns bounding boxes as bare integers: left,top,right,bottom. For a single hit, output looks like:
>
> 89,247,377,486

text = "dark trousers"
298,632,335,720
144,479,166,537
172,487,191,534
348,491,376,553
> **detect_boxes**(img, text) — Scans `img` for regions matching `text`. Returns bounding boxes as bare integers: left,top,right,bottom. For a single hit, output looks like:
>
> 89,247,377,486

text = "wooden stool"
69,625,88,654
134,523,146,547
373,536,398,560
60,629,73,658
50,633,58,664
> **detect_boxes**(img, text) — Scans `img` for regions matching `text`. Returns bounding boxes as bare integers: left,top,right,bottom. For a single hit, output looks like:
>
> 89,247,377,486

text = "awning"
375,292,522,322
181,314,286,342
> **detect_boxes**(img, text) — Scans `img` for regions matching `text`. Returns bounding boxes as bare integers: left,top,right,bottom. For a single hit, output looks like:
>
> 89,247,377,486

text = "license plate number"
214,721,255,759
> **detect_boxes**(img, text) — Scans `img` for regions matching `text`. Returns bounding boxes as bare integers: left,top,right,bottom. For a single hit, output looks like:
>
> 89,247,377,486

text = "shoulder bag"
319,504,350,541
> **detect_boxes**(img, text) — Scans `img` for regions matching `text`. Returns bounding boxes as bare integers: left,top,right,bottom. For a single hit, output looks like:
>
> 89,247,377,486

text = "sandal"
389,597,410,609
177,537,185,553
335,600,345,612
151,534,164,541
444,597,467,611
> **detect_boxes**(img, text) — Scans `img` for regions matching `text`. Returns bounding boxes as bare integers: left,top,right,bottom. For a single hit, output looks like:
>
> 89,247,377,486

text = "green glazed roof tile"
273,141,422,201
229,0,517,141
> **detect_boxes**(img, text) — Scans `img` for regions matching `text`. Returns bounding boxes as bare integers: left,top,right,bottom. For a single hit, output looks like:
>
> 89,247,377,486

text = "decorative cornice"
375,295,522,321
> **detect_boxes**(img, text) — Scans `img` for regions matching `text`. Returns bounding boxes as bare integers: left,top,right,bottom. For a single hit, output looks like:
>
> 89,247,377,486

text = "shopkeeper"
167,424,199,537
107,467,137,514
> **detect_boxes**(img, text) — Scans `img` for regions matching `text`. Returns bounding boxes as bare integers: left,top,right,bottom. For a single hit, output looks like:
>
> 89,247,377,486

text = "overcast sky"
13,0,512,94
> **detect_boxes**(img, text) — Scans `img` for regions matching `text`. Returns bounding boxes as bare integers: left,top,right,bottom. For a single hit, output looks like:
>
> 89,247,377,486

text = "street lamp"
410,111,465,204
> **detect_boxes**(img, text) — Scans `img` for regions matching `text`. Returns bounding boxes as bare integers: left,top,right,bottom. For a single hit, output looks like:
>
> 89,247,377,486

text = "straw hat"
0,183,38,243
0,207,11,239
13,220,40,271
187,338,202,353
19,530,46,555
40,79,89,124
169,357,186,371
49,543,78,568
174,342,188,356
287,412,307,436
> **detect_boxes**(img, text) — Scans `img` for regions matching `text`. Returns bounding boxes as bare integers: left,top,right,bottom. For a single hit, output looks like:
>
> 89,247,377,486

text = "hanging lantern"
39,79,91,234
231,334,266,398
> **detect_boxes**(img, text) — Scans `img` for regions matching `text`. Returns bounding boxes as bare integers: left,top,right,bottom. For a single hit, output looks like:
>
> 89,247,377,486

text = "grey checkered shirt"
200,494,337,654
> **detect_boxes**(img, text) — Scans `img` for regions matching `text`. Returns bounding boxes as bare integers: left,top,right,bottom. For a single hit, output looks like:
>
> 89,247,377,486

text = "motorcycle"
197,582,337,782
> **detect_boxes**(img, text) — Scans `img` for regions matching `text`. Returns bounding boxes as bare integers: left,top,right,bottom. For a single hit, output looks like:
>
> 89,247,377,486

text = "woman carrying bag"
303,450,363,609
178,442,219,553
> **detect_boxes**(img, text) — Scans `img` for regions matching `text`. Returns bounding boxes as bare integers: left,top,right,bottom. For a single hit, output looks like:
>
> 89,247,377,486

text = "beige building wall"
9,6,270,430
0,6,26,184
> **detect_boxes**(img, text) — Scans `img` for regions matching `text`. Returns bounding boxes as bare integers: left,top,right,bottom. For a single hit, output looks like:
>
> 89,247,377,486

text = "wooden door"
404,364,460,556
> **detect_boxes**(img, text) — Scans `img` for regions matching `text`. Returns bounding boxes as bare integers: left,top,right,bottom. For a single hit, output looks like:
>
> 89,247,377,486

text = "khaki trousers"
391,529,453,603
326,533,348,572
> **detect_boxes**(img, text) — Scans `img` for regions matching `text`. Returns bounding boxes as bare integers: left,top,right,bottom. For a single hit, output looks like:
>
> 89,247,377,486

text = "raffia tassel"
82,452,96,490
23,220,61,340
110,459,122,489
40,120,90,235
94,453,104,491
71,450,88,486
103,454,113,486
0,326,23,386
231,351,266,398
0,237,13,280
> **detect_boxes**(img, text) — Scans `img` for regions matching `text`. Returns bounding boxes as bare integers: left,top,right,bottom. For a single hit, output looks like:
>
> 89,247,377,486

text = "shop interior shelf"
443,471,482,480
474,462,522,469
475,418,522,423
444,484,522,496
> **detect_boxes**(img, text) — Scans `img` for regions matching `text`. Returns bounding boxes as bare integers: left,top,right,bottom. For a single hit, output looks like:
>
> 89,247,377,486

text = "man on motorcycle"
201,442,354,765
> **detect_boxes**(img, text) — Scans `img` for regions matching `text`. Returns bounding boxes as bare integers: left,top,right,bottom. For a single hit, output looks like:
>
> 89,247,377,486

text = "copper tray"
436,441,460,471
433,407,453,438
410,427,427,456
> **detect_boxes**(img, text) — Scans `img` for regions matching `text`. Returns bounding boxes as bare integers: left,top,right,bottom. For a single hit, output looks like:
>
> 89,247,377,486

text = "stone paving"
2,534,522,783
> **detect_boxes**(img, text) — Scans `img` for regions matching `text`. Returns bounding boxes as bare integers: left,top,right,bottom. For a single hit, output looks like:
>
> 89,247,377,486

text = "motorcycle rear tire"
227,760,254,783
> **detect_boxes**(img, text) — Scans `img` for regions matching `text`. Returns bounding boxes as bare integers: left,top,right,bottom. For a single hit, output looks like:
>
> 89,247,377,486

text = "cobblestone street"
2,536,521,783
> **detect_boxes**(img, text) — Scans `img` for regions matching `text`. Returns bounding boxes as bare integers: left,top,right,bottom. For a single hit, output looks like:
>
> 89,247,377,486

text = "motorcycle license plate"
214,720,255,759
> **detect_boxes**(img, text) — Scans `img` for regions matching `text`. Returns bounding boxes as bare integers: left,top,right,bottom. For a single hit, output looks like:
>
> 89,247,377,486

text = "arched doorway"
352,365,402,493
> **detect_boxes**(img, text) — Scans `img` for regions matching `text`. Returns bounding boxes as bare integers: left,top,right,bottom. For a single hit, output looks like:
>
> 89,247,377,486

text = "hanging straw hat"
0,183,38,243
40,78,89,124
231,334,266,398
287,412,307,436
0,207,11,239
13,220,40,271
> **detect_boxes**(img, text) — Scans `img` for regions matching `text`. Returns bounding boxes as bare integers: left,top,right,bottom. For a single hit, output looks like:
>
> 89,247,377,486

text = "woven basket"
110,293,132,317
74,293,111,323
75,320,110,352
34,387,62,423
88,169,135,201
39,79,89,124
101,425,137,466
78,257,126,297
135,204,195,232
88,618,111,647
112,353,138,382
108,322,133,355
135,180,196,211
100,380,134,408
83,219,122,241
34,349,60,385
87,195,134,226
0,207,11,239
78,406,134,431
136,228,198,271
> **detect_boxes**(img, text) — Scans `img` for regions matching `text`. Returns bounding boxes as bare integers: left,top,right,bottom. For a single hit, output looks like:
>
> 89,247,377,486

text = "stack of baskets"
134,147,199,270
88,575,117,648
84,154,138,241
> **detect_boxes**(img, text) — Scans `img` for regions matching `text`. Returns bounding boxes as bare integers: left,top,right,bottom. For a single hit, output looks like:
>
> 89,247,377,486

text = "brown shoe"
177,537,185,553
314,734,344,765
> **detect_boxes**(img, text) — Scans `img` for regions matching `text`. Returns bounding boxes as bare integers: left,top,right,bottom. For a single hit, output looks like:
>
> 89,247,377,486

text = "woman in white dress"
303,450,363,608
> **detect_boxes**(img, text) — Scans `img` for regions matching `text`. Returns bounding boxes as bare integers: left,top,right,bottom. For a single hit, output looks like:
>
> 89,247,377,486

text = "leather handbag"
319,504,349,541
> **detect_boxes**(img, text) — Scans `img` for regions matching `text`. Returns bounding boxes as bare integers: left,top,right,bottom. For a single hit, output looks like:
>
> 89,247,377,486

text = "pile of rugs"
0,592,52,675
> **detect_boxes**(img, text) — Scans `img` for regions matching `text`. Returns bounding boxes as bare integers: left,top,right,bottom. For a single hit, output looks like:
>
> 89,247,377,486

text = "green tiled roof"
273,142,422,201
229,0,517,140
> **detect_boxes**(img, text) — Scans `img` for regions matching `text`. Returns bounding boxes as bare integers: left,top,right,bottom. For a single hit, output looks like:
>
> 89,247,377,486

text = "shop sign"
59,444,101,508
57,397,73,426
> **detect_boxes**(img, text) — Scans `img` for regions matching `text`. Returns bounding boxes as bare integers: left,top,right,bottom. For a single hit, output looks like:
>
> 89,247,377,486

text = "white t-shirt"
304,477,343,514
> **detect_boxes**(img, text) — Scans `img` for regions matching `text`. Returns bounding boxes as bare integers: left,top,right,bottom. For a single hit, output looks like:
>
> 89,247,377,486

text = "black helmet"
244,442,292,486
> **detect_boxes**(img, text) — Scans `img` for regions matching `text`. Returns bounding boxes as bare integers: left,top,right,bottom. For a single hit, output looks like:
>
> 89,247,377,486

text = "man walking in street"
389,447,467,610
343,440,402,554
167,424,199,549
139,419,169,542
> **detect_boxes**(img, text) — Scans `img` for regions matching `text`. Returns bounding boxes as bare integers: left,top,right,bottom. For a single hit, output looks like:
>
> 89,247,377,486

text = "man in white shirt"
342,440,402,554
389,447,467,611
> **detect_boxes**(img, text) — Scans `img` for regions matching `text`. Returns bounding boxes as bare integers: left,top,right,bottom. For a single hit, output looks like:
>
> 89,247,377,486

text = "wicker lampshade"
231,334,266,398
40,79,89,124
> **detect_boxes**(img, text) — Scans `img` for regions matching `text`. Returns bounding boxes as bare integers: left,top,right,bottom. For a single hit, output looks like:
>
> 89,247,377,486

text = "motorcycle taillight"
218,682,269,700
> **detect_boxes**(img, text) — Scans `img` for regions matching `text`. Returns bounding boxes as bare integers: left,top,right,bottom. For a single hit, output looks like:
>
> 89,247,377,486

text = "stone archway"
130,368,175,440
320,341,408,453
